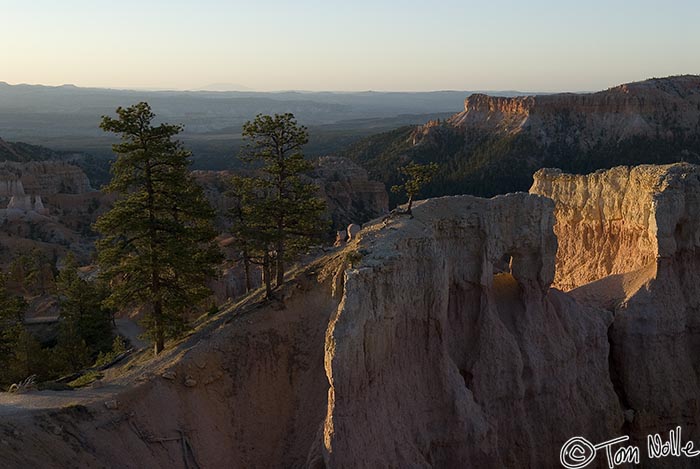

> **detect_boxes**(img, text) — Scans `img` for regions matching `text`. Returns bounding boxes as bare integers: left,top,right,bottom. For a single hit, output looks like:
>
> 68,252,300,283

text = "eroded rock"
531,164,700,466
319,194,620,467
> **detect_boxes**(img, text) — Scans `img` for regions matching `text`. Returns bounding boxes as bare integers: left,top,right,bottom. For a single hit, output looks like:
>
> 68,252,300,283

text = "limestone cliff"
317,194,620,468
532,163,700,467
444,75,700,148
529,165,665,291
0,161,105,269
0,192,623,469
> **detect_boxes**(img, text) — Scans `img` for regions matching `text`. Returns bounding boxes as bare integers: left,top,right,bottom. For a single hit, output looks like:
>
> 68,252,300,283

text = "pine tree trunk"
276,245,285,288
153,300,165,355
407,194,414,214
243,252,252,293
276,219,285,287
145,159,165,355
263,251,272,299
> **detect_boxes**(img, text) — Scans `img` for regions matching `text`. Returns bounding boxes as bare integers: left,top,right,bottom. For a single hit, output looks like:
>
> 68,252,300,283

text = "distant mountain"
0,82,487,168
342,75,700,205
196,83,254,92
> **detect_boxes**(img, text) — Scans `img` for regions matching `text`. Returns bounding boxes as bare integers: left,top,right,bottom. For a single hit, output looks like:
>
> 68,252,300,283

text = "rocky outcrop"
0,161,91,222
448,94,535,134
531,163,700,467
529,165,666,291
318,194,620,468
0,179,25,197
443,75,700,148
0,161,92,195
0,192,622,469
312,156,389,228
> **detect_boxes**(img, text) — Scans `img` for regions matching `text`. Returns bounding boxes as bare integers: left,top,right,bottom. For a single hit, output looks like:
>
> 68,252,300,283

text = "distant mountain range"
0,81,517,168
342,75,700,204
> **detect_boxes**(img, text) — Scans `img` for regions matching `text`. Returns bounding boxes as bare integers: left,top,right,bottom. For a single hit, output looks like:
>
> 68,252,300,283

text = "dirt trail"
115,318,148,350
0,384,124,417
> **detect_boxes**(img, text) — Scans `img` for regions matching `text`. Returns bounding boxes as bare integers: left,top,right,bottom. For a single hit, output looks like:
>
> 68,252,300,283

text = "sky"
1,0,699,92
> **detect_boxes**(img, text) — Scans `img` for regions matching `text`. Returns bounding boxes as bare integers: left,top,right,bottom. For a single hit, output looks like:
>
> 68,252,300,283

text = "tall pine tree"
235,113,327,297
95,102,221,354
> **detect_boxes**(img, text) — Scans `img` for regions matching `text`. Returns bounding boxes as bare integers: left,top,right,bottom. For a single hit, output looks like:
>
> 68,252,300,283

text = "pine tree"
0,271,28,386
235,113,327,297
95,102,221,354
55,253,114,356
391,162,439,213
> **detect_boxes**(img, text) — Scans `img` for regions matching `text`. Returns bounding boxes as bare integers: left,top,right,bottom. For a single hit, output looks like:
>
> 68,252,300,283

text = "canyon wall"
529,165,664,291
531,164,700,464
313,156,389,228
444,75,700,146
0,161,92,196
317,194,621,468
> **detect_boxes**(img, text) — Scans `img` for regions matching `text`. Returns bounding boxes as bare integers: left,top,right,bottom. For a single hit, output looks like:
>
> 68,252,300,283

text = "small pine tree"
95,102,222,354
391,162,439,213
55,253,114,355
0,272,27,386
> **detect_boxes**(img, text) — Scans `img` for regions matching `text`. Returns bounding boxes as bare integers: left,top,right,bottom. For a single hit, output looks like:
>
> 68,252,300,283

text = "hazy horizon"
3,0,699,93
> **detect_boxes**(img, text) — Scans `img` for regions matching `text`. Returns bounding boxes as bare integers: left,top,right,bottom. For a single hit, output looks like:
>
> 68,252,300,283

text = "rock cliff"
345,75,700,203
312,156,389,228
529,165,664,291
0,161,105,270
317,194,620,468
531,164,700,465
446,75,700,147
0,160,92,195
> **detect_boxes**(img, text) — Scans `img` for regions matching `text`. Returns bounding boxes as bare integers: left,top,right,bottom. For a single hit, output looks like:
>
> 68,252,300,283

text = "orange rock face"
532,164,700,465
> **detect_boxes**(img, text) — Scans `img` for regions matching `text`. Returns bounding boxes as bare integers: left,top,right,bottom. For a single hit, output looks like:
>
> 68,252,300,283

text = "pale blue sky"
1,0,698,92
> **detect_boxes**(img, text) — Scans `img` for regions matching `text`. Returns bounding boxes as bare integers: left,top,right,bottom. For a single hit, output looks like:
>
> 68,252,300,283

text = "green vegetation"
0,272,29,387
95,102,222,355
229,113,328,298
94,336,128,368
0,256,120,389
391,162,439,213
55,253,114,358
67,370,103,388
7,248,56,295
342,122,700,204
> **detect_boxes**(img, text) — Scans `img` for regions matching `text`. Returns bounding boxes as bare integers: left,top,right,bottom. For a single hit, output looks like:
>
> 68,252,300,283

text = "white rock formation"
7,194,33,211
0,179,25,197
33,195,48,215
